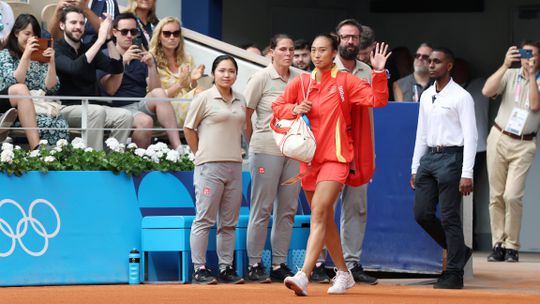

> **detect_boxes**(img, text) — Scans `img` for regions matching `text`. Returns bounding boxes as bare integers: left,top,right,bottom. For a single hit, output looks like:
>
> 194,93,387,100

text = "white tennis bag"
270,75,316,163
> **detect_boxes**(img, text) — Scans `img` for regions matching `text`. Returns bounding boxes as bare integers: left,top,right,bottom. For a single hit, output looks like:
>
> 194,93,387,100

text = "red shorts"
300,161,349,191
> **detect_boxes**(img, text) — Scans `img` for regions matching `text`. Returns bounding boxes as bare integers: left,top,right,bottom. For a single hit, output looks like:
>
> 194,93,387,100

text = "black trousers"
414,149,468,274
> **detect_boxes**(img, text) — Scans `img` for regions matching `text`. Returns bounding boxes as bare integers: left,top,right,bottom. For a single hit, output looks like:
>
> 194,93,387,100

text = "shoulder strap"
299,73,312,101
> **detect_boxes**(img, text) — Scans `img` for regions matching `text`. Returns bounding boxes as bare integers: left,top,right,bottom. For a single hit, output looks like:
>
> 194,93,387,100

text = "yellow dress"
157,55,198,127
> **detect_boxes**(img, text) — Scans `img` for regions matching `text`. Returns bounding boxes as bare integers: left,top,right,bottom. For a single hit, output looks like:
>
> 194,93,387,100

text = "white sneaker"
328,270,355,295
284,270,308,296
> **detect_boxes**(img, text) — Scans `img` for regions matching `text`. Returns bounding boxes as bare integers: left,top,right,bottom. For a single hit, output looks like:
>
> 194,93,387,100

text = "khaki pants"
486,126,537,250
61,105,133,150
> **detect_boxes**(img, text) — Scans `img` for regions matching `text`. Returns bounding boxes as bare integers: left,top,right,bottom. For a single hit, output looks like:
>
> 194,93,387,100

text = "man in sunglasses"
393,43,433,102
98,13,182,150
410,47,477,289
55,5,132,150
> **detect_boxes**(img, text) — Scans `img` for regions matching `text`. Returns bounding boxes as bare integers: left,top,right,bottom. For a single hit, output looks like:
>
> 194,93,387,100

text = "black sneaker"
246,263,271,283
434,271,463,289
218,266,244,284
487,244,505,262
505,249,519,262
270,263,294,282
350,262,378,285
310,263,330,283
192,266,217,284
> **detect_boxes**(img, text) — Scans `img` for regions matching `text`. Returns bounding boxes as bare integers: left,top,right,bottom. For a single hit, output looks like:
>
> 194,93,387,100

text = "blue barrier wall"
0,103,441,286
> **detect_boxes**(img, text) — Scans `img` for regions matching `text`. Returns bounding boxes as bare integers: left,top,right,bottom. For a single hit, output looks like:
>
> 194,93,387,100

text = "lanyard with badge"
505,71,540,135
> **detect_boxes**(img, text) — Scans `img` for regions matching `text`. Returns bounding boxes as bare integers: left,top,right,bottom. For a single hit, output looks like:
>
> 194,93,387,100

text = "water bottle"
128,248,140,284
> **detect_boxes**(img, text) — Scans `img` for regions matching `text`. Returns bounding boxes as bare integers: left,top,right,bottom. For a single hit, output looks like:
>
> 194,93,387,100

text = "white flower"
29,150,40,158
152,155,160,163
71,137,86,150
144,149,157,158
56,139,68,148
53,147,62,153
14,145,21,150
0,150,14,163
155,142,168,151
84,147,94,152
1,143,13,151
156,151,164,158
49,150,57,155
187,152,195,162
39,140,48,146
105,137,121,151
127,143,138,149
118,143,126,152
166,150,180,162
43,156,55,163
134,148,145,157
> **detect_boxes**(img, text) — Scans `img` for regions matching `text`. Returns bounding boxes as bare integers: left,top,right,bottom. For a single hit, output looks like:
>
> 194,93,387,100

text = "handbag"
30,89,62,117
270,75,316,163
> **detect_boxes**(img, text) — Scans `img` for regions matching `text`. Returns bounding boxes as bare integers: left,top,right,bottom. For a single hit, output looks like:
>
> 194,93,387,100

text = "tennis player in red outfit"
272,34,390,296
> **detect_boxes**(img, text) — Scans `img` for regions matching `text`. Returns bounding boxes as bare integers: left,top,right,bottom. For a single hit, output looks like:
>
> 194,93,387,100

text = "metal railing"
0,94,192,147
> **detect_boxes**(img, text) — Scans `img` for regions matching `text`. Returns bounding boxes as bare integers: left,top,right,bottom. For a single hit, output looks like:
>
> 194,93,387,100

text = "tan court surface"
1,252,539,304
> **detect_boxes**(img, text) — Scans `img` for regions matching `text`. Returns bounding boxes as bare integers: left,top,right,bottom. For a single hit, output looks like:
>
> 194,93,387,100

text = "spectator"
0,14,58,149
275,34,390,296
242,43,262,56
244,33,301,283
149,17,205,127
184,55,246,284
292,39,311,71
356,25,376,66
98,13,181,149
125,0,158,50
55,5,132,150
482,41,540,263
48,0,120,44
393,43,433,102
410,47,476,289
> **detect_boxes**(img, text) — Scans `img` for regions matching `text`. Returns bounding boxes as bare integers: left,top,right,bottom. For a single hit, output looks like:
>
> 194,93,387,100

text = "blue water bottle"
128,248,140,284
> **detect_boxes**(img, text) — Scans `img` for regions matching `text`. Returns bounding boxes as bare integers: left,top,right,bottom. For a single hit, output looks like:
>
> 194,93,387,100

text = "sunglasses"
116,28,139,36
162,30,181,38
415,53,430,61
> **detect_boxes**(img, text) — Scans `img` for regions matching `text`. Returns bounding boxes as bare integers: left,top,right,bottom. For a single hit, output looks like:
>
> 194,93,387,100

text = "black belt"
427,146,463,153
494,123,537,141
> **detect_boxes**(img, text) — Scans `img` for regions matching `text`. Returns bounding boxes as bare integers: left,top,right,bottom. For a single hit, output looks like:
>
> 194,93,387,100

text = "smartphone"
518,49,533,59
133,36,144,49
30,38,53,63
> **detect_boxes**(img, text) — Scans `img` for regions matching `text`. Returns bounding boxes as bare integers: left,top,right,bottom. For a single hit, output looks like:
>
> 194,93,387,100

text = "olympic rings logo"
0,198,61,257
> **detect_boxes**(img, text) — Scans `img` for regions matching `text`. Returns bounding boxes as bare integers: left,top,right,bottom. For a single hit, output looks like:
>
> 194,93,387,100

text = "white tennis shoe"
328,270,355,294
284,270,308,296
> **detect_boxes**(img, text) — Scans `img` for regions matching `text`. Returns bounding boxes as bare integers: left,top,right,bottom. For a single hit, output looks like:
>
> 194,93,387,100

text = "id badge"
504,107,529,136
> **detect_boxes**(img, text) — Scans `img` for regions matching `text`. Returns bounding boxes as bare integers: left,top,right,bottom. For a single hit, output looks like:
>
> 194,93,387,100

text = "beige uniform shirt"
495,68,540,134
244,64,301,156
334,57,372,84
184,85,246,165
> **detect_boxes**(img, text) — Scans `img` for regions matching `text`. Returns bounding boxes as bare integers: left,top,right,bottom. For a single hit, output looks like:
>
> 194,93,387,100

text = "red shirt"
273,65,388,164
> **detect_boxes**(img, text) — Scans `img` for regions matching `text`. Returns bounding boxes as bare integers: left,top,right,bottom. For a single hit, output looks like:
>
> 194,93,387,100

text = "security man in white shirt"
410,47,477,289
